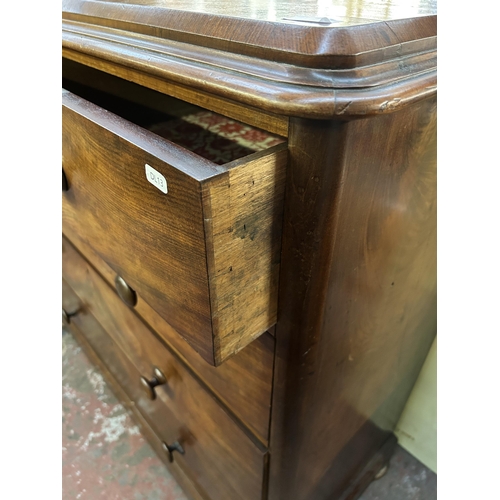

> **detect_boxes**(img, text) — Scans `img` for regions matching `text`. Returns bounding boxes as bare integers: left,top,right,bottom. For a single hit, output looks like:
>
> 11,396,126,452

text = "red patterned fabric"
148,111,284,165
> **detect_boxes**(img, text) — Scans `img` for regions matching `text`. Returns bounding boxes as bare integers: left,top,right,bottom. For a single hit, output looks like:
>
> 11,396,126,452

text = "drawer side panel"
202,146,288,364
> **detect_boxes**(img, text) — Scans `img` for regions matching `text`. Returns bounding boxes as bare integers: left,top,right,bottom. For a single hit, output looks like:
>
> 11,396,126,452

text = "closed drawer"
63,285,206,500
63,235,274,444
62,268,267,500
62,84,287,366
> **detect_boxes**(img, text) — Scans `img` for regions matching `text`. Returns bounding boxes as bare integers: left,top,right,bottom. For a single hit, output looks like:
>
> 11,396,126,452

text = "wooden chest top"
62,0,437,119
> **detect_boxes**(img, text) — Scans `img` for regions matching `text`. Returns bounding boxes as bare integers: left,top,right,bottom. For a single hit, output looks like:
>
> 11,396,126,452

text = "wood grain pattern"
62,0,436,68
62,21,436,91
62,273,267,500
61,0,436,119
62,57,289,137
269,97,437,500
63,279,210,500
62,17,436,119
202,147,287,364
63,234,274,445
62,0,438,27
62,89,214,360
61,3,438,498
62,89,287,365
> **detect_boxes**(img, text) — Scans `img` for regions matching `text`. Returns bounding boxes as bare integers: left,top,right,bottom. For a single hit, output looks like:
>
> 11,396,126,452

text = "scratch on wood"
337,101,353,115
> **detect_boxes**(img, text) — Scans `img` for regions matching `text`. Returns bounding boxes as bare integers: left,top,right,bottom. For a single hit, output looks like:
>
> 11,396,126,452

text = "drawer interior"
63,59,285,165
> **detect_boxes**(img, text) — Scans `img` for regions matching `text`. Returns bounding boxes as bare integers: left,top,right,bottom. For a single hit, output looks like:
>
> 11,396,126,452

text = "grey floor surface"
360,445,437,500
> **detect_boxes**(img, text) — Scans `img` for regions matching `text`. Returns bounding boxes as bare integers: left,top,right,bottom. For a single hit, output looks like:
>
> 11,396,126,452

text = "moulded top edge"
62,0,437,66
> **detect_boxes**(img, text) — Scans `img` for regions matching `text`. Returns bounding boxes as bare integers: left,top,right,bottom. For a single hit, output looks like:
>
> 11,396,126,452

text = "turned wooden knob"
115,275,137,307
162,441,185,463
62,307,79,326
62,169,69,191
140,367,167,400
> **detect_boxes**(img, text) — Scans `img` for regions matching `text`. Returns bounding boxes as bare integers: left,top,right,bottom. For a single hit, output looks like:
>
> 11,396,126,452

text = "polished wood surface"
62,0,436,64
62,0,436,119
62,89,287,365
63,281,207,500
269,96,437,499
62,264,267,500
63,234,274,445
62,1,437,498
65,0,437,24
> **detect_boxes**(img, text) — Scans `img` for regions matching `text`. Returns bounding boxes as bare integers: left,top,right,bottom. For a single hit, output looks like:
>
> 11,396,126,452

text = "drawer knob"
62,307,79,326
162,441,185,463
62,169,69,191
140,367,167,400
115,275,137,307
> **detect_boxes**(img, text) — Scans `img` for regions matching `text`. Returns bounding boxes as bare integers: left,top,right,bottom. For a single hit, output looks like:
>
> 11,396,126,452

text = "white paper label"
145,164,168,194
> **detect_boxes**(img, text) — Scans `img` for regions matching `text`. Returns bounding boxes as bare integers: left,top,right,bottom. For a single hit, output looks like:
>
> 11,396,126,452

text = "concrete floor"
62,330,437,500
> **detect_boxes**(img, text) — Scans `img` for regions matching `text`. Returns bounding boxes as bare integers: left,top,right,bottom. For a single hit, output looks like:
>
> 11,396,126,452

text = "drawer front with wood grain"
62,274,267,500
62,88,287,366
63,285,207,500
62,235,274,445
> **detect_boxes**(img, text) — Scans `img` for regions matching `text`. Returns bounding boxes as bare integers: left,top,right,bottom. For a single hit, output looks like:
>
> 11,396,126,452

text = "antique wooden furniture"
62,0,437,498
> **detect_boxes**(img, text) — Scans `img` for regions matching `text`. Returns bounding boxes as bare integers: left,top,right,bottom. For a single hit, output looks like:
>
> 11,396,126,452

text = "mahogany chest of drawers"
62,1,437,498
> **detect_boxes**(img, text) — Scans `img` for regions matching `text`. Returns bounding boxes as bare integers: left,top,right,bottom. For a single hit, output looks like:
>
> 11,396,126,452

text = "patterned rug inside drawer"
148,111,284,165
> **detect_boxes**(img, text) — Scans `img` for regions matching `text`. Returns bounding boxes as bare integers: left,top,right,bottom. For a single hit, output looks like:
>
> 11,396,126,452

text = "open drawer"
62,76,287,366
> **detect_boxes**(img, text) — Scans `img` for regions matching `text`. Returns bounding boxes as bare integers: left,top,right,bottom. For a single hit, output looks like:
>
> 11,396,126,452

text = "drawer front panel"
62,273,266,500
63,282,207,500
62,89,213,362
63,234,274,444
62,89,287,365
